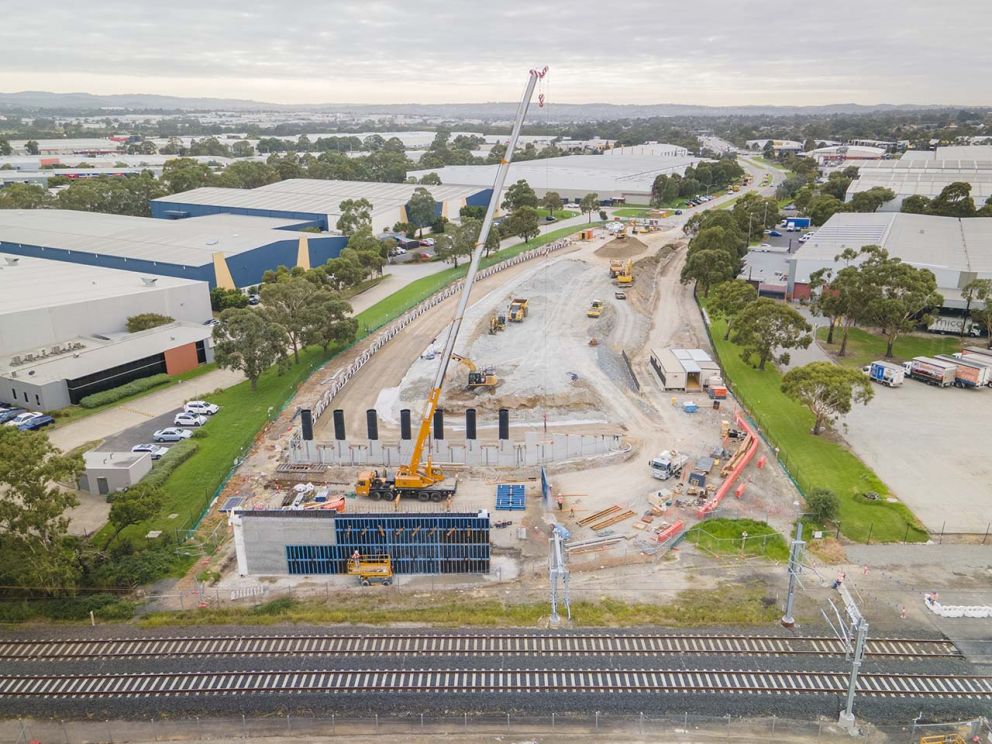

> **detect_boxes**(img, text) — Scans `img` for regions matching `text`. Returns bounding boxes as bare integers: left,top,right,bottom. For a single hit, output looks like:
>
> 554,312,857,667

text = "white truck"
903,357,957,387
927,315,983,337
862,360,904,387
648,450,689,481
935,354,992,388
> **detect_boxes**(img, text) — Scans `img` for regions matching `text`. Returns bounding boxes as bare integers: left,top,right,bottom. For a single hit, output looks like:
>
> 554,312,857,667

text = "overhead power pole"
781,521,805,628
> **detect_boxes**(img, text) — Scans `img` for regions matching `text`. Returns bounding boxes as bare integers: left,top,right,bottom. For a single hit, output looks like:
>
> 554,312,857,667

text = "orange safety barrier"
697,411,758,518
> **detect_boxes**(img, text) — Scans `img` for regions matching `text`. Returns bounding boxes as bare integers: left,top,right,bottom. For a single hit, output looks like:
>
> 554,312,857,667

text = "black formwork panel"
284,512,490,575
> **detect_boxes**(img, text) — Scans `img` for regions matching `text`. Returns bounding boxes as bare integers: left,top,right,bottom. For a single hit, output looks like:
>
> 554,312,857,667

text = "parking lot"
93,405,214,456
842,378,992,534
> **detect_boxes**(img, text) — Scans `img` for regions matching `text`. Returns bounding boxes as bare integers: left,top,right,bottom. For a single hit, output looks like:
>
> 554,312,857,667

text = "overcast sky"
1,0,989,107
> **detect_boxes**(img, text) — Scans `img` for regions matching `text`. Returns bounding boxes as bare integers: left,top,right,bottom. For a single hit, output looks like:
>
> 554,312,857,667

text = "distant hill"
0,91,974,120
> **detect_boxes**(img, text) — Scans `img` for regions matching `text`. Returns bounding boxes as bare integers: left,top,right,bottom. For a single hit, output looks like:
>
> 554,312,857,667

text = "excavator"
354,66,548,504
616,258,634,286
489,313,506,334
451,353,498,389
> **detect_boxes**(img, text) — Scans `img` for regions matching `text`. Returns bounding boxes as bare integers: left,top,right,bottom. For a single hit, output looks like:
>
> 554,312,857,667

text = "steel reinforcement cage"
279,511,490,575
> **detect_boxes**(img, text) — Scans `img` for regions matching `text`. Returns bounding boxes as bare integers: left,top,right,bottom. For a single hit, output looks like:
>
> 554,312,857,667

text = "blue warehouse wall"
0,240,215,285
151,201,328,231
225,239,298,288
465,188,493,208
307,235,348,267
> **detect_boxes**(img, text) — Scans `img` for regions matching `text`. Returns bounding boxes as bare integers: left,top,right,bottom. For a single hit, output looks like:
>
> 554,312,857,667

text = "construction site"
186,72,803,614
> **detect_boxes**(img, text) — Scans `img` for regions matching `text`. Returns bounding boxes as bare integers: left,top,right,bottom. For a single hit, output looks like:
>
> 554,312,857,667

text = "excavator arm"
397,67,548,486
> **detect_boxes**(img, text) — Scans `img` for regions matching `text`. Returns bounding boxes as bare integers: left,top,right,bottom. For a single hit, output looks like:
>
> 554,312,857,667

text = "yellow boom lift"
355,66,548,504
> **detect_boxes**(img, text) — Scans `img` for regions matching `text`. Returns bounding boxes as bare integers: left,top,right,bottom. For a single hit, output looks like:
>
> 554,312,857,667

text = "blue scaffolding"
281,511,490,576
495,484,526,511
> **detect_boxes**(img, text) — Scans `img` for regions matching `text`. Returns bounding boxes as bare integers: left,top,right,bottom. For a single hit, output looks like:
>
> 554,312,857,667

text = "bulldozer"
451,353,498,389
489,313,506,334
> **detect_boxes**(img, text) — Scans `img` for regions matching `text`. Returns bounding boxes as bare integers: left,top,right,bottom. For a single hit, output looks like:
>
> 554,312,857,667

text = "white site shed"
78,451,153,496
649,348,722,391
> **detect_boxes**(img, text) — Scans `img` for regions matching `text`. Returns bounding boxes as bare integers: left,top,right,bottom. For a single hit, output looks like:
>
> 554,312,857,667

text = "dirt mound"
594,236,649,259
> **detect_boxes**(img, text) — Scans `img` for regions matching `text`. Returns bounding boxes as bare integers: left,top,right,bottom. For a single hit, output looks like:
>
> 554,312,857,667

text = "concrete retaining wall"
289,430,625,468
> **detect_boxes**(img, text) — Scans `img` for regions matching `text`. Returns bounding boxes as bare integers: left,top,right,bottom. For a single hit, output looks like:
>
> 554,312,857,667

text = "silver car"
131,443,169,460
174,412,207,427
153,427,193,442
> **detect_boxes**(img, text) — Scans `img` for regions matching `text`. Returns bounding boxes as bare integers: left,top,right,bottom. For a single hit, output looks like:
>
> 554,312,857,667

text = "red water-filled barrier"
697,411,758,518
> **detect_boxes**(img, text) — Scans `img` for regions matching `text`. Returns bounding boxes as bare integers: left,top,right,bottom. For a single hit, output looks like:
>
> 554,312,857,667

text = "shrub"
806,488,840,523
126,313,173,333
141,439,198,490
79,373,171,408
0,594,136,623
210,287,248,311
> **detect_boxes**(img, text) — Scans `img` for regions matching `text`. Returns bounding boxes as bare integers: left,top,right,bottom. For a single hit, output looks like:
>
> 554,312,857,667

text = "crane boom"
400,66,547,485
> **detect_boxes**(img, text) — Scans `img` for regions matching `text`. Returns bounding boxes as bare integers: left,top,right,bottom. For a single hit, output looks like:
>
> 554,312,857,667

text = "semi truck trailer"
935,354,992,388
903,357,957,387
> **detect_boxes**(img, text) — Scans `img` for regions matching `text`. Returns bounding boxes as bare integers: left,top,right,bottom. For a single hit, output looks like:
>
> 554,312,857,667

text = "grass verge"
51,364,218,426
706,312,927,543
535,208,578,220
613,207,665,218
139,582,780,628
686,519,790,561
816,327,963,369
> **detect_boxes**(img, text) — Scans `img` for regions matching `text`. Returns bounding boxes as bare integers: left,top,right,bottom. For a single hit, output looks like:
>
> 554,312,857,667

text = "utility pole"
549,525,571,625
781,521,804,628
825,582,868,736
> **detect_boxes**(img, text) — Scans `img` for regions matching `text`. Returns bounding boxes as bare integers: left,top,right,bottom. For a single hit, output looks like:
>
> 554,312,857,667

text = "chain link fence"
7,712,988,743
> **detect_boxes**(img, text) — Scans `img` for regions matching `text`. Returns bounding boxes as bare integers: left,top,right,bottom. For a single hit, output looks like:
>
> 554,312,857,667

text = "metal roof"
789,213,992,280
155,179,484,218
0,321,211,384
0,210,309,265
849,158,992,201
410,154,704,196
0,255,202,316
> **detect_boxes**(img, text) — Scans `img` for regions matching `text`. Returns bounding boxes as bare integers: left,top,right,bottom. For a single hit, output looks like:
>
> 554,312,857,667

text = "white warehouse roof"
0,210,310,265
411,154,704,198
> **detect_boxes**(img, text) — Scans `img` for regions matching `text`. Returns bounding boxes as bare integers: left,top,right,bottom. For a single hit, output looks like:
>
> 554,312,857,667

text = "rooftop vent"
141,276,158,286
3,257,19,266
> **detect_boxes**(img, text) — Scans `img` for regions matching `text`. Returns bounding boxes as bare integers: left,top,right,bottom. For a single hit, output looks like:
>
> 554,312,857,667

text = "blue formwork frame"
540,467,550,505
495,484,526,511
282,512,490,576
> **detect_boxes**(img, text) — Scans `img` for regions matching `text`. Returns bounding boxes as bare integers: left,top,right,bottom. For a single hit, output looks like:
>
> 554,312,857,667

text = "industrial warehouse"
410,151,703,202
0,209,345,288
786,212,992,308
0,255,213,409
847,153,992,211
151,178,491,232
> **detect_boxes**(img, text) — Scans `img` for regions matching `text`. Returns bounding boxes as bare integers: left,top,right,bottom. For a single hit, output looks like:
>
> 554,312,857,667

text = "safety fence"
7,712,987,743
308,237,574,425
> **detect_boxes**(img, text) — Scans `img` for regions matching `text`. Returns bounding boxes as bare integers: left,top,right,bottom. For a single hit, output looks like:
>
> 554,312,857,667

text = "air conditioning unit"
10,356,21,365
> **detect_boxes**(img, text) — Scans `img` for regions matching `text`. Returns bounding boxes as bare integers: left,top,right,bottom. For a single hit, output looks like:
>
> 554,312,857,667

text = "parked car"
768,230,783,237
203,318,220,326
5,411,44,428
132,443,169,460
247,295,260,306
674,209,683,215
544,215,558,222
184,400,220,416
18,414,54,431
419,237,435,247
418,252,432,261
173,412,207,427
0,408,26,424
153,427,193,442
799,232,814,243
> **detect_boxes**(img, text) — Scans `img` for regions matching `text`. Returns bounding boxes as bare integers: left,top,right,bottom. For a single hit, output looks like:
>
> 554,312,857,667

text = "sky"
1,0,990,107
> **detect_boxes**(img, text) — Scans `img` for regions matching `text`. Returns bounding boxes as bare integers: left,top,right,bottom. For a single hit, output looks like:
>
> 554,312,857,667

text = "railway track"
0,633,961,661
2,668,989,700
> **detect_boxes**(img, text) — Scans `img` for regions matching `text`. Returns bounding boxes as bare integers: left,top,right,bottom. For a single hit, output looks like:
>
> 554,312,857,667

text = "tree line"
650,158,744,207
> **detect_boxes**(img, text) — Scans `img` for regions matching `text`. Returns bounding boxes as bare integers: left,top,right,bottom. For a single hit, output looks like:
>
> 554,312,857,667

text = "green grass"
686,519,790,561
357,223,600,332
51,364,218,426
817,327,963,369
92,346,339,550
706,312,927,543
535,207,578,219
612,207,664,218
139,582,781,628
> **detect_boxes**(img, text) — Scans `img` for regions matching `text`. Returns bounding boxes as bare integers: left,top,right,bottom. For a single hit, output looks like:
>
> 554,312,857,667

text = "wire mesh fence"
7,712,987,743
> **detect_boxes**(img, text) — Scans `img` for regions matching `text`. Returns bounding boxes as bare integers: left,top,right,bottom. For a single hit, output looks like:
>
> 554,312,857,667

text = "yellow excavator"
489,313,506,334
451,353,498,389
354,65,547,504
616,258,634,286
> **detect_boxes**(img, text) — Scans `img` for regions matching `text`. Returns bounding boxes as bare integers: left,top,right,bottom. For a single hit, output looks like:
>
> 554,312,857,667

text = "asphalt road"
94,408,194,453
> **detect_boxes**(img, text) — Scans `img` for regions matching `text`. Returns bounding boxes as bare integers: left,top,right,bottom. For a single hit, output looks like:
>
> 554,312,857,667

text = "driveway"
48,368,243,453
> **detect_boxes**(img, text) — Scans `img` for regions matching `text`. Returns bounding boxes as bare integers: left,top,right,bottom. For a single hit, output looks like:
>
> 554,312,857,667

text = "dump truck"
587,300,604,318
508,297,528,322
862,360,905,387
609,258,624,278
648,450,688,481
903,357,957,387
935,354,991,388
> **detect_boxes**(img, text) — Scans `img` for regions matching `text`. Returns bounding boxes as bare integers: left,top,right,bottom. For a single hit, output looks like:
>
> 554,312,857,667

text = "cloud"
0,0,988,105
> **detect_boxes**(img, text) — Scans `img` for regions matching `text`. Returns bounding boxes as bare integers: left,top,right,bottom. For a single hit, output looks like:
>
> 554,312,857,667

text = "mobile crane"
355,66,548,504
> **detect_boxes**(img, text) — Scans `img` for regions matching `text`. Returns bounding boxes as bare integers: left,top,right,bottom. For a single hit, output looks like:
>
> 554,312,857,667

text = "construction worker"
350,550,361,570
556,494,564,511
